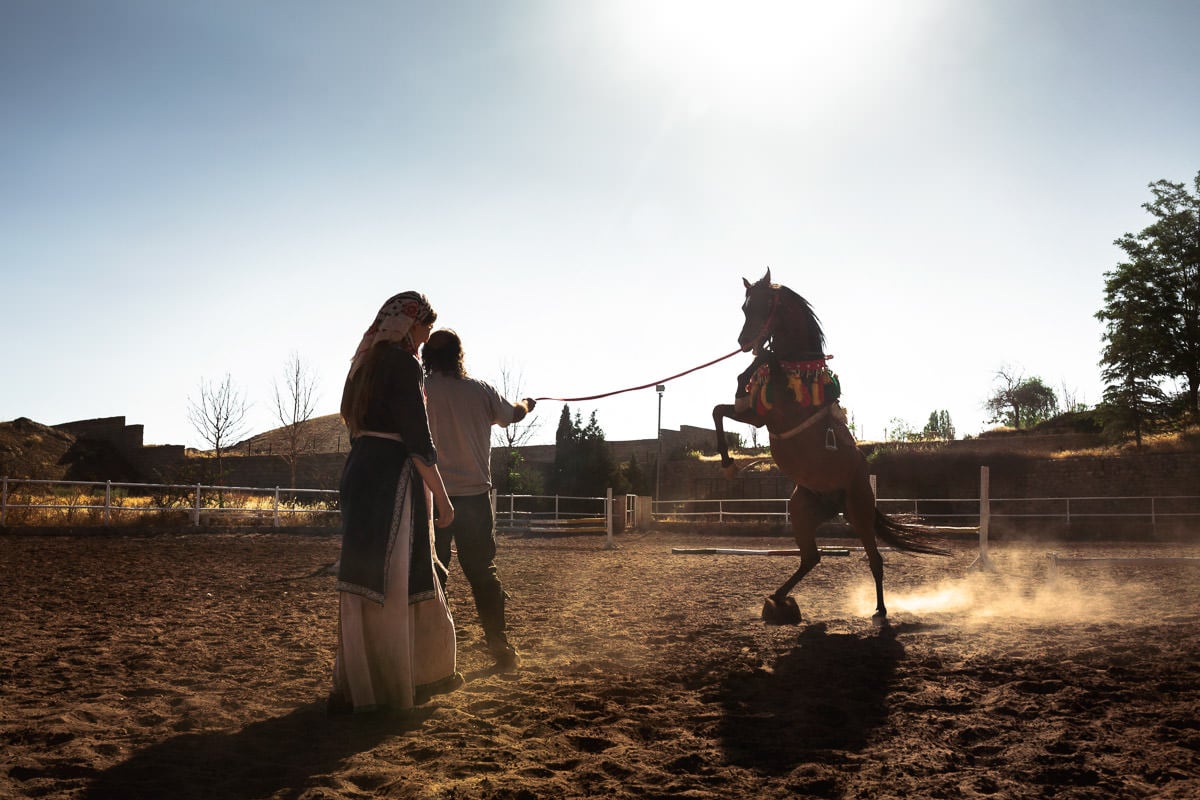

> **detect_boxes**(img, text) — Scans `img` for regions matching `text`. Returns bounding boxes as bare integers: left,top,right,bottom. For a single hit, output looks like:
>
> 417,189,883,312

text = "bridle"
745,284,780,355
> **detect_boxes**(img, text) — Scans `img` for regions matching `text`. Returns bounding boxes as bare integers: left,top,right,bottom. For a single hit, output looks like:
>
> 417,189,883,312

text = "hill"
237,414,351,456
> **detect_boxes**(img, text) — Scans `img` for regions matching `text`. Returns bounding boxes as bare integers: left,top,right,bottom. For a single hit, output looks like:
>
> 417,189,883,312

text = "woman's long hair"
340,342,391,436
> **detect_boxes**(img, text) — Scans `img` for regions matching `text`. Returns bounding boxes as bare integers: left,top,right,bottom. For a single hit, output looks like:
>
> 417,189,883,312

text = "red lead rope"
534,349,744,403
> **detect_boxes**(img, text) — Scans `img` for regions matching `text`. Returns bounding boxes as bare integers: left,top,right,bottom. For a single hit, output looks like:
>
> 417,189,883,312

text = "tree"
985,366,1058,429
491,363,541,494
271,352,319,490
745,422,760,449
550,405,616,496
1099,374,1168,447
1058,381,1088,415
922,410,955,441
623,452,651,496
496,449,543,495
885,417,918,442
187,373,250,490
550,405,576,495
1097,172,1200,425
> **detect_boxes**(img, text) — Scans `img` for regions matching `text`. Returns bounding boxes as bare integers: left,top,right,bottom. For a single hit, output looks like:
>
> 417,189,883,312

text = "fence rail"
650,494,1200,533
0,477,339,528
0,477,614,533
3,475,1198,534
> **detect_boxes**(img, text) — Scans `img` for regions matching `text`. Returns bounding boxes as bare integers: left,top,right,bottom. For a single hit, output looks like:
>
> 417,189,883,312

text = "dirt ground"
2,528,1198,800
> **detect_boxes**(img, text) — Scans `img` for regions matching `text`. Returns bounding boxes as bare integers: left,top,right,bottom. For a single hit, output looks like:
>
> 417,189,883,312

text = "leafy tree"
985,367,1058,429
922,410,955,441
885,417,918,442
495,449,543,495
1099,374,1168,447
1097,172,1200,425
550,405,616,496
622,452,652,496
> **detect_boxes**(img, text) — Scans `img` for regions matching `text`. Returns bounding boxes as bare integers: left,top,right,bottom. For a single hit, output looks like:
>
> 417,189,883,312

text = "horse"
712,269,948,625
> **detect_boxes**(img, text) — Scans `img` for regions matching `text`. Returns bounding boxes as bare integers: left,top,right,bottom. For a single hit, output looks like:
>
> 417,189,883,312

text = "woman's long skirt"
333,441,458,712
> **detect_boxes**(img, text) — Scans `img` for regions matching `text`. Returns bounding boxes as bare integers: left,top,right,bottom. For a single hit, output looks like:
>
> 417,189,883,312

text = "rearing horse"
713,269,947,624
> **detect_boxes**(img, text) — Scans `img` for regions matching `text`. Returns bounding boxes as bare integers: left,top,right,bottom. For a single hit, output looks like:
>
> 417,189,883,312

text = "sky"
2,0,1198,451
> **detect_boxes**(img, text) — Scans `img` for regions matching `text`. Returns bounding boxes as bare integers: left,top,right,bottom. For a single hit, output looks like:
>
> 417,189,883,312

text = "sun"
602,0,933,117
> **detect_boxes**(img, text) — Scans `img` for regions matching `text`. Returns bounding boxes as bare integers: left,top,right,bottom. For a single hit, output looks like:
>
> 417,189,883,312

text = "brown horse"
713,269,947,624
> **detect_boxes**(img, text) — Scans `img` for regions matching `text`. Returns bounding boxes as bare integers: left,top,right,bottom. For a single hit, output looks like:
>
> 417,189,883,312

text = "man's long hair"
423,329,467,379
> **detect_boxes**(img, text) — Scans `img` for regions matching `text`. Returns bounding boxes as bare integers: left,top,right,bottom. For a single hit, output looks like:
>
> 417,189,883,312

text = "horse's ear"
764,267,771,285
743,277,752,290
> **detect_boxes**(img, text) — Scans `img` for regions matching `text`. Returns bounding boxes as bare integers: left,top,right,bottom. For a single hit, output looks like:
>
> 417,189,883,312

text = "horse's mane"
774,283,826,354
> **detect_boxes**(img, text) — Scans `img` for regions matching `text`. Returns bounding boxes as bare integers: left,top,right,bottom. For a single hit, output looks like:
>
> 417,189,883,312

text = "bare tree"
492,362,541,450
272,352,319,490
492,363,541,494
188,373,250,489
1059,380,1088,414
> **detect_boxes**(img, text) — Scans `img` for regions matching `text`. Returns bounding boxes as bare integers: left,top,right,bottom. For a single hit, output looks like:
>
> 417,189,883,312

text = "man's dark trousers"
434,492,508,647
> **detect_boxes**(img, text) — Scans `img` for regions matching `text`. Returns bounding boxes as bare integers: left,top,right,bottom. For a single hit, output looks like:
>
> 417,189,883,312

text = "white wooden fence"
3,469,1197,537
0,477,615,538
650,465,1200,539
0,477,340,528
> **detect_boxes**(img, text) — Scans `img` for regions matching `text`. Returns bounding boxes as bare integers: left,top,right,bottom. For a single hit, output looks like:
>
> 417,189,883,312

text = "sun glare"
605,0,934,117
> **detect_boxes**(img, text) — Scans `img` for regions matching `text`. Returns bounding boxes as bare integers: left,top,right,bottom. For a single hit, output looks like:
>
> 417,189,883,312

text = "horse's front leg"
712,403,759,479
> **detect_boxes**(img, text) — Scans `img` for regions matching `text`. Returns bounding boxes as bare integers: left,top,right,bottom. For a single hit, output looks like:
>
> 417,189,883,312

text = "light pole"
655,384,665,503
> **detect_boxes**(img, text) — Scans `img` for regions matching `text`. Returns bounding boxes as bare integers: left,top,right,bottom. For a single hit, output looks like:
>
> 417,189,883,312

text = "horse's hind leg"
762,489,824,625
844,470,887,618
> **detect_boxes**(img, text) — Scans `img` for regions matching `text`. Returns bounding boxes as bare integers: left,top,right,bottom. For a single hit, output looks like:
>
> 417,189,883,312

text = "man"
423,329,535,671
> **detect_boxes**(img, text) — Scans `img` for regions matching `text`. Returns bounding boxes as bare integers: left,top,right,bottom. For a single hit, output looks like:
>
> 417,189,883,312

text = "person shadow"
83,701,434,800
717,621,930,773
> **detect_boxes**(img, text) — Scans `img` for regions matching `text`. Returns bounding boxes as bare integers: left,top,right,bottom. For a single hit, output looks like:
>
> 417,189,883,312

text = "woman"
330,291,462,714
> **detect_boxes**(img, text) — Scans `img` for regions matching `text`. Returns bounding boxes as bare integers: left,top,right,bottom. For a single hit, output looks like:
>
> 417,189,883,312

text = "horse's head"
738,269,777,354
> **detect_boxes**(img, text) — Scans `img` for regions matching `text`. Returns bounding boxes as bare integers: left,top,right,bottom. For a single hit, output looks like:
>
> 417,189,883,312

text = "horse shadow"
83,701,433,800
717,621,928,773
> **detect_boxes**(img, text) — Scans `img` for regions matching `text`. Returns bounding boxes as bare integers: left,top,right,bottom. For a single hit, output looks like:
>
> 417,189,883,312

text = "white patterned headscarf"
347,291,435,380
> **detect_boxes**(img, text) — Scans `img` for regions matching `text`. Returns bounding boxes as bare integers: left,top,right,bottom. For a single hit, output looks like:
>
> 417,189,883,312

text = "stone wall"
208,452,347,490
53,417,186,482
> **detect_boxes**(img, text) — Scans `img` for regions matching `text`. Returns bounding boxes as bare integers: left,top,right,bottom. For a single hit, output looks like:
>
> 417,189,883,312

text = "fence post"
274,487,281,528
1,477,7,526
604,487,616,550
1151,497,1157,533
555,495,560,521
971,466,994,571
104,480,112,527
193,483,202,527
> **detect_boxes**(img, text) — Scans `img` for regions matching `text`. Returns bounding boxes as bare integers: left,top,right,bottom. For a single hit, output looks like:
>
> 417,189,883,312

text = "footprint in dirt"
566,734,617,753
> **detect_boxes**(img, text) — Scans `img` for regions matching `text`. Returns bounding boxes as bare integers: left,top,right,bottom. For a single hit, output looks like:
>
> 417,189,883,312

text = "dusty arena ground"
2,528,1199,799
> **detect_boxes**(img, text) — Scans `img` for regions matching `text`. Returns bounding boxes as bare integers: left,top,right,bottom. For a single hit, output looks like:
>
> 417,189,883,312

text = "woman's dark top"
350,344,436,464
337,344,438,601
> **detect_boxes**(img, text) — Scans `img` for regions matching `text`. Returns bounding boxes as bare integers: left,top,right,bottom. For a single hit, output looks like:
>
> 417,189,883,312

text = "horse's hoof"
762,596,802,625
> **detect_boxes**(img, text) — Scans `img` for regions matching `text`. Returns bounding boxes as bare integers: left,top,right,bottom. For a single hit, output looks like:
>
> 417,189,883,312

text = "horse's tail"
873,509,951,556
